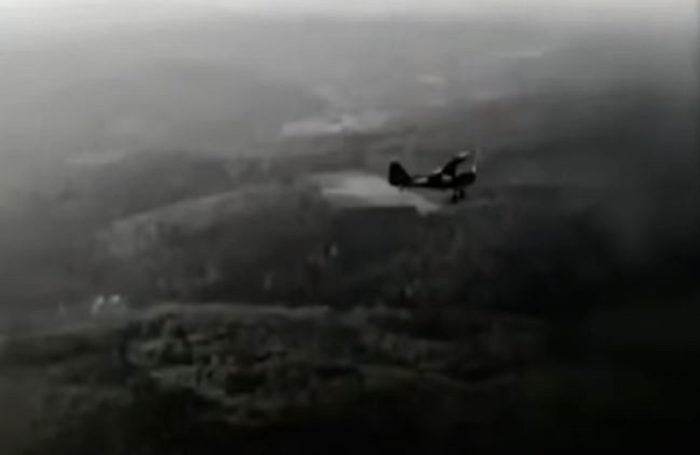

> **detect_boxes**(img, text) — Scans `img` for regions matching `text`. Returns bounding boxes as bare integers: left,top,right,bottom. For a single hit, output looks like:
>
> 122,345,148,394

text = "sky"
211,0,693,18
0,1,694,51
0,0,693,44
0,0,698,46
0,0,693,18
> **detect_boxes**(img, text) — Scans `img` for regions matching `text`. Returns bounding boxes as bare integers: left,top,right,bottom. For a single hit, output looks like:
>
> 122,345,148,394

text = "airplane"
388,151,478,203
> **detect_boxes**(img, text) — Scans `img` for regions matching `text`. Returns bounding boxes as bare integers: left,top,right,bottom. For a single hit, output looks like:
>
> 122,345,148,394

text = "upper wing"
436,151,471,176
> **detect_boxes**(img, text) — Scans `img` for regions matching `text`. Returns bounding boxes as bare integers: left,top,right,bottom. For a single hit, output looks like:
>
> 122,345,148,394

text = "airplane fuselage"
406,170,476,191
388,153,477,202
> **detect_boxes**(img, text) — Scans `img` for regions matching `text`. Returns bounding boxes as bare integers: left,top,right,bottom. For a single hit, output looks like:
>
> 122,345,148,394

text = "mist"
0,1,698,453
0,1,695,173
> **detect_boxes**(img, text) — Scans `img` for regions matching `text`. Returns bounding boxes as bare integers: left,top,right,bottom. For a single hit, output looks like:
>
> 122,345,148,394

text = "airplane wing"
436,151,471,176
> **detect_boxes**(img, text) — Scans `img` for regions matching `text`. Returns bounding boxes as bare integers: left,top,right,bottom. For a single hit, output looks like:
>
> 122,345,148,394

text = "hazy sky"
212,0,692,17
0,0,693,18
0,0,693,48
0,0,693,45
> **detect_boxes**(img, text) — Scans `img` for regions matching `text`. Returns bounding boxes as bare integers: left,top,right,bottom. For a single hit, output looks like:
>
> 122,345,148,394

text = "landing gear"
450,188,466,203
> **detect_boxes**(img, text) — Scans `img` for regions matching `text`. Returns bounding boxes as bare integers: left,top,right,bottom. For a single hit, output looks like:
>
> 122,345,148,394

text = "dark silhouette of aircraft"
388,151,477,203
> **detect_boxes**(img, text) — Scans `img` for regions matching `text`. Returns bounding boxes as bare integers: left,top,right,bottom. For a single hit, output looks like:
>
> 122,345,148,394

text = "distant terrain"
0,14,697,453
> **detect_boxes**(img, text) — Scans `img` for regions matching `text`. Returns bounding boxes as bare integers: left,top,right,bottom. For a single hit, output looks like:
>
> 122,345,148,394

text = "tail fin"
388,161,412,187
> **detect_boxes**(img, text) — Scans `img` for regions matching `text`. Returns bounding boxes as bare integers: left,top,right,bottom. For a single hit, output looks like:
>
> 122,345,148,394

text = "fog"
0,0,695,171
0,1,698,452
0,0,696,314
0,0,697,311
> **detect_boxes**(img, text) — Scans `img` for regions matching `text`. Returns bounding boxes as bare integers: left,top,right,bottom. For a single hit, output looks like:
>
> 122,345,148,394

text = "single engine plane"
388,151,477,203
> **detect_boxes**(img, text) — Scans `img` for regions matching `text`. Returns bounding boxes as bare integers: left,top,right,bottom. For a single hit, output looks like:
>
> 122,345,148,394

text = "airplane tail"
388,161,412,187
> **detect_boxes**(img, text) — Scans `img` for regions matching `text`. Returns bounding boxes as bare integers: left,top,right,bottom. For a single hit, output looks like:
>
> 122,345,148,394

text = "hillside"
0,14,697,453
